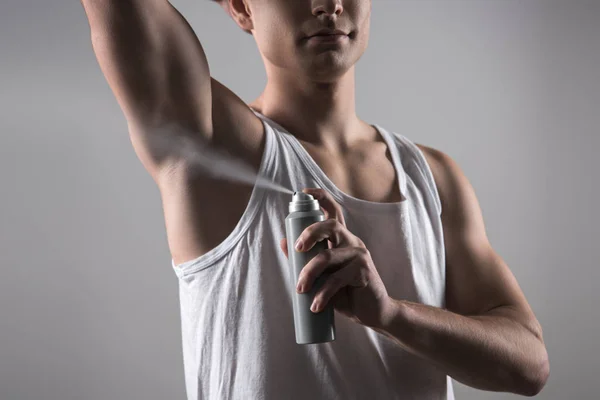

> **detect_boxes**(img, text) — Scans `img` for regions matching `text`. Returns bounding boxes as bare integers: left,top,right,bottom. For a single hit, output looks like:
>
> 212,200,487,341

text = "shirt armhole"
412,143,443,217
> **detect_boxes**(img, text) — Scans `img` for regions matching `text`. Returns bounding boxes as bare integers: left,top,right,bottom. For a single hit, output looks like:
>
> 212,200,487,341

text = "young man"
80,0,549,398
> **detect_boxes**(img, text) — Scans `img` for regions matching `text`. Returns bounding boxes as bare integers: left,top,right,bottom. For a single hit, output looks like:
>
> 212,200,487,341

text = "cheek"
355,2,371,32
352,3,371,51
358,16,371,49
253,14,297,67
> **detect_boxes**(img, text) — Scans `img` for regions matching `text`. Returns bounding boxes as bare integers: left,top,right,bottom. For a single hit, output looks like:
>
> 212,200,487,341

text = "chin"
302,52,357,82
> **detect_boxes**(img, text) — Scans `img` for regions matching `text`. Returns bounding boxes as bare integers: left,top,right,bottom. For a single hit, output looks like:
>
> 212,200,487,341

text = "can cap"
289,191,321,213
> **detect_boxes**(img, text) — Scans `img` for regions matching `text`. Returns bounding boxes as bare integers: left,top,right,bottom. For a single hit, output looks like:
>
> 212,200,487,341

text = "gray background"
1,0,598,399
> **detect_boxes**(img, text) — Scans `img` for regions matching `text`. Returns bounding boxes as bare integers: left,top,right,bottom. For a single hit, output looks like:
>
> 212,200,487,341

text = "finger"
311,262,361,313
295,218,355,252
297,246,359,294
280,238,288,258
302,188,346,226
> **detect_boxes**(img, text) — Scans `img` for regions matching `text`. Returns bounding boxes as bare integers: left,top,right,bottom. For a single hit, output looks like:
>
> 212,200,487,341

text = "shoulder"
415,143,475,219
415,143,455,183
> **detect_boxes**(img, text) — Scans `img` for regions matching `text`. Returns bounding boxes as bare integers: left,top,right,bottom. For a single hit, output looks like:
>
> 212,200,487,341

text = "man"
80,0,549,399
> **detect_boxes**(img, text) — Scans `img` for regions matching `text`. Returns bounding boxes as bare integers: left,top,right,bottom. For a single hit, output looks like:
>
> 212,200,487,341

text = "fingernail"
311,302,319,313
296,283,303,293
295,239,303,251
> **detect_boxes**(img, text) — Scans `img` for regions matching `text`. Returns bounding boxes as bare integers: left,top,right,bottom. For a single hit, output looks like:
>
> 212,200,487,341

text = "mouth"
306,28,351,39
303,29,354,46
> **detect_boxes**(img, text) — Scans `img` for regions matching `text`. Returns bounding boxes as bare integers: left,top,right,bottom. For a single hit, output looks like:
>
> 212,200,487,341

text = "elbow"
516,347,550,397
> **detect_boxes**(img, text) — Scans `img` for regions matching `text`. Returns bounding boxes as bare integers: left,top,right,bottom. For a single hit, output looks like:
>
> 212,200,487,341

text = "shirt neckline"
251,109,408,213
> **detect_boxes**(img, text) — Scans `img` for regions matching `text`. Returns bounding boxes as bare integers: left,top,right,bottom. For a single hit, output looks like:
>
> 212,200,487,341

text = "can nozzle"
289,190,320,212
292,191,314,201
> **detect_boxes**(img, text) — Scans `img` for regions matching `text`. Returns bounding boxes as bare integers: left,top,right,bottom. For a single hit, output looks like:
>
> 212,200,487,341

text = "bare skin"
80,0,548,396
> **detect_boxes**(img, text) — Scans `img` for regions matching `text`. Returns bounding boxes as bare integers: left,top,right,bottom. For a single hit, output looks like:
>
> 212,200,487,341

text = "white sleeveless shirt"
171,110,455,400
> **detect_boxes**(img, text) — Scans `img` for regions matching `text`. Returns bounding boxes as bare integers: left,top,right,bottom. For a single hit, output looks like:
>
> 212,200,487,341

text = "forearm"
375,298,549,396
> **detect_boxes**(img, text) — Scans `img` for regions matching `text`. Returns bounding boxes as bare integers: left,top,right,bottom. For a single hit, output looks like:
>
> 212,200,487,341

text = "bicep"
82,0,214,175
421,146,534,320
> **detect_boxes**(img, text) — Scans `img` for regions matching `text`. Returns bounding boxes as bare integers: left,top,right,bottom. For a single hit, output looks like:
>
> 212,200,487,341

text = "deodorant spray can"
285,191,336,344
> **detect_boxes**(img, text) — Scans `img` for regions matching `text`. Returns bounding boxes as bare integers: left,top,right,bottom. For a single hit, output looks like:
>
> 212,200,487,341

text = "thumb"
280,238,289,258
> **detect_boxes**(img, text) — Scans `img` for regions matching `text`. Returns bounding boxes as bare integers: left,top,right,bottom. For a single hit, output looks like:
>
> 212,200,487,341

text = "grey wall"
1,0,598,399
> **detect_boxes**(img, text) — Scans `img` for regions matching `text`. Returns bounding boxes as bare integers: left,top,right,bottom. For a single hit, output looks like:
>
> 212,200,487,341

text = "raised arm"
79,0,262,181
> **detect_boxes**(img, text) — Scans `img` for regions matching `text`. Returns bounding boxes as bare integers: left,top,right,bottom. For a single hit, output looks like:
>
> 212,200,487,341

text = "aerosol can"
285,191,336,344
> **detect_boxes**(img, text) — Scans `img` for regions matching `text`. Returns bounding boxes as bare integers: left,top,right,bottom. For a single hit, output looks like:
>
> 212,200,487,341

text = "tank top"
171,110,455,400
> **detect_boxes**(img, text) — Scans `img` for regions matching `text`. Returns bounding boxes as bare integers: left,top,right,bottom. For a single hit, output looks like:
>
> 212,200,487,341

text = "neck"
251,65,365,151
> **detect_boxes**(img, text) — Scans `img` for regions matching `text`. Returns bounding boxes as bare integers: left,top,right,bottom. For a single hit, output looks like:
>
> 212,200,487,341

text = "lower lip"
306,34,349,45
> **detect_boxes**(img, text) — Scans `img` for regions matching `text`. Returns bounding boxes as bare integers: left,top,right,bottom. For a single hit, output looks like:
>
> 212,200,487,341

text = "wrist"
375,296,408,333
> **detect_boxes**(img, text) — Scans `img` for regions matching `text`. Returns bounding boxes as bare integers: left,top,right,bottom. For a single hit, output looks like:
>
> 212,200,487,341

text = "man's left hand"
280,187,391,329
